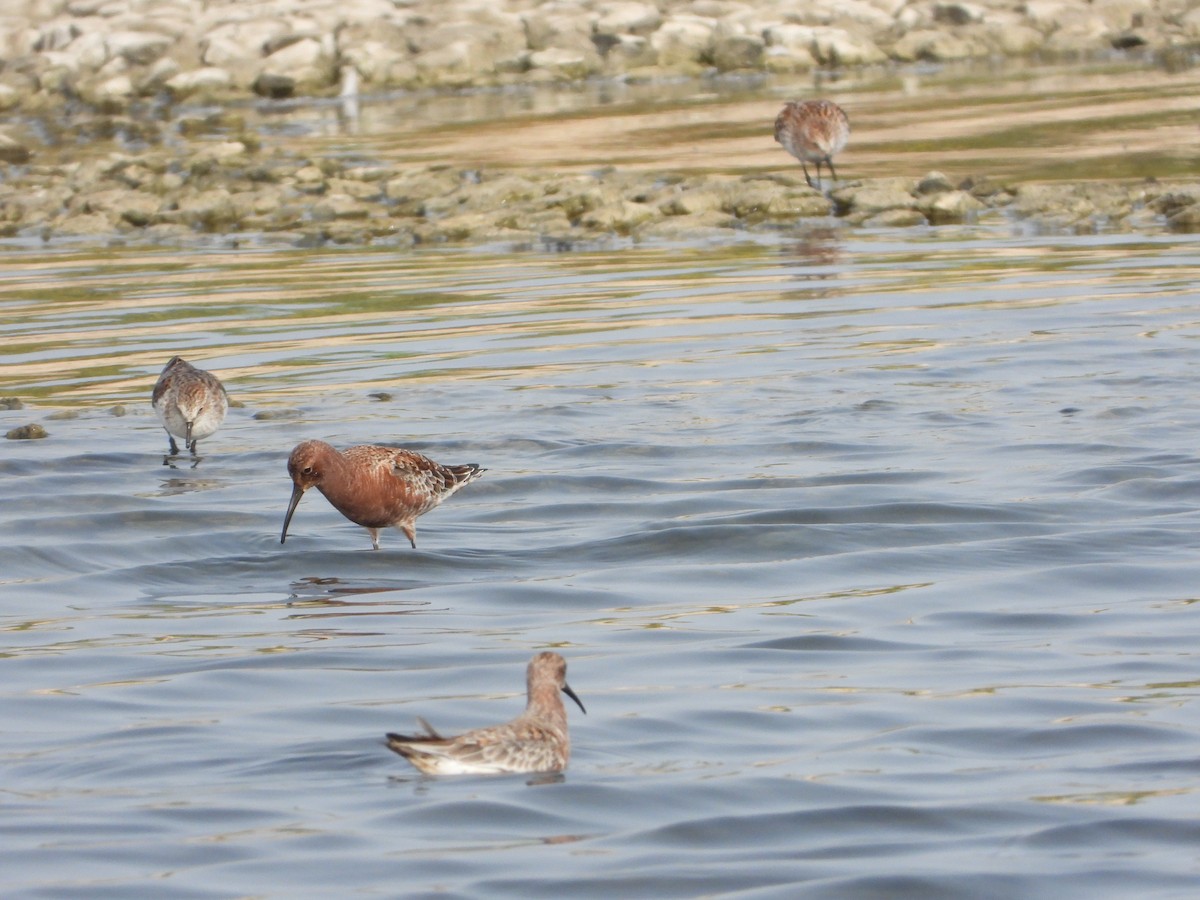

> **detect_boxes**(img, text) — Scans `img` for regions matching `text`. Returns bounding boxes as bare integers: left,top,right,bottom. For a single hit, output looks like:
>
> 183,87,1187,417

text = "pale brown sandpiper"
386,652,586,775
774,99,850,190
151,356,229,456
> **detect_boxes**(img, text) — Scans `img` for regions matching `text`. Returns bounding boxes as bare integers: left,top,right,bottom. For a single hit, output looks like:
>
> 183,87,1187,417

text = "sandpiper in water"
774,99,850,190
386,652,586,775
280,439,484,550
151,356,229,455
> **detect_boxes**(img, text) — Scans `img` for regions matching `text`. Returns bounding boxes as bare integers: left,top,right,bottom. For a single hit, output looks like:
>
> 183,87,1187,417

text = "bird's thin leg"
827,157,838,185
800,160,815,189
369,528,381,551
167,433,179,455
401,523,417,549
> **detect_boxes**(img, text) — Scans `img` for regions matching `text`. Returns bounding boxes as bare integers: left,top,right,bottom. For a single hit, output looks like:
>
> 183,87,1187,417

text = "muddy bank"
1,1,1197,248
2,138,1197,248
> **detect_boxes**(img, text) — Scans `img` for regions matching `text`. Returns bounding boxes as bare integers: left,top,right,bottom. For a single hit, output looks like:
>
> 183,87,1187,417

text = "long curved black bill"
562,682,586,715
280,484,305,544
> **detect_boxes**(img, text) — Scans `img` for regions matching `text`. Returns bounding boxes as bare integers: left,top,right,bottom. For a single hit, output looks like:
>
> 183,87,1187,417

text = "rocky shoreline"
1,0,1198,247
4,149,1200,249
2,0,1197,108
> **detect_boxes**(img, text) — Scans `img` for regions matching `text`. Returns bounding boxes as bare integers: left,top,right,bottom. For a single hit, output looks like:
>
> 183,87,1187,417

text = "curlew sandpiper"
151,356,229,456
774,99,850,190
386,652,585,775
280,439,484,550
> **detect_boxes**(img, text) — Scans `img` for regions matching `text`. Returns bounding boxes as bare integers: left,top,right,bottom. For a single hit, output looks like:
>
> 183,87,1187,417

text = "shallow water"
2,224,1200,898
287,56,1200,182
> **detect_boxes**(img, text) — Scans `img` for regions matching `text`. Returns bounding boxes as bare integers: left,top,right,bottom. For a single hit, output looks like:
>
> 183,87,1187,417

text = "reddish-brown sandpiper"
280,439,484,550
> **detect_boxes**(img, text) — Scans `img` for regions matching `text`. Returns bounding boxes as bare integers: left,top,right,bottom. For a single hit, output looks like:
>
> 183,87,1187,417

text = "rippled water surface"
2,225,1200,897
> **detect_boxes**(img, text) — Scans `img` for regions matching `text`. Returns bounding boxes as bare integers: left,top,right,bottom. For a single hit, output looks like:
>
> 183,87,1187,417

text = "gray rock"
311,194,374,220
917,189,986,222
53,212,114,235
117,193,160,227
709,32,764,69
892,29,978,61
915,171,955,195
658,183,730,217
933,2,987,25
497,207,574,234
173,188,236,230
106,30,173,66
0,132,32,164
865,208,927,227
252,72,294,99
6,424,47,440
598,33,658,67
581,199,657,234
836,180,916,216
0,84,22,111
640,209,737,240
34,22,80,53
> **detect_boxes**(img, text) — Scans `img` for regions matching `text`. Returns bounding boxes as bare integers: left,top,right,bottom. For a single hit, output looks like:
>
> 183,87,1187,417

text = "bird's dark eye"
302,466,315,476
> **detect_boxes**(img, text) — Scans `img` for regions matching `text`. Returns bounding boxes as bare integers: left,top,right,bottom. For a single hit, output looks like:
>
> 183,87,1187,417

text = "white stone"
341,40,409,83
1023,0,1071,28
1183,6,1200,37
864,0,908,16
164,67,233,97
593,2,663,36
201,20,291,67
523,11,594,53
262,37,324,72
984,22,1045,54
832,0,897,30
764,23,814,52
892,29,977,61
196,141,248,162
921,189,986,220
1043,15,1111,51
764,43,817,71
65,31,110,70
808,26,887,65
94,74,133,100
529,46,601,78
